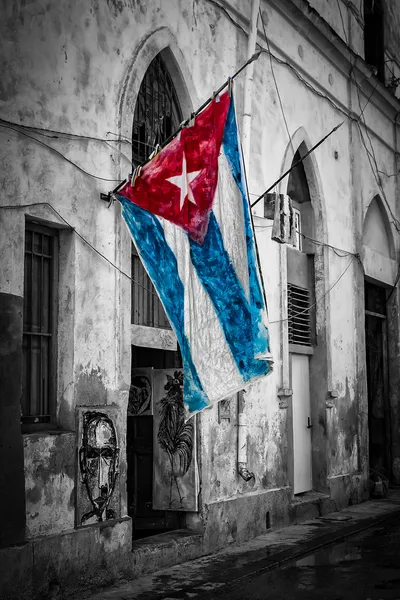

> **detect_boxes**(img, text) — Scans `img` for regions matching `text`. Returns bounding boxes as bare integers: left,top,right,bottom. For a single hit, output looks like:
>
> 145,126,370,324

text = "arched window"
132,53,182,166
131,53,183,328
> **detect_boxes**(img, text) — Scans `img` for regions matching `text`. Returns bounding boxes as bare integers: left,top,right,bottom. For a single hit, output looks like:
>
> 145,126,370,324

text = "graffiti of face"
79,413,119,523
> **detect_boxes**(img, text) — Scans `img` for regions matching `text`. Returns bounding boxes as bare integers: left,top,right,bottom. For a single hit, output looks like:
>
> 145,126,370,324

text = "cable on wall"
0,202,158,295
0,121,122,183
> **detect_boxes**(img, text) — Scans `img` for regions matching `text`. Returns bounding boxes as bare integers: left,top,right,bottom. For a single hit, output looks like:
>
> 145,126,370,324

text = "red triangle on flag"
119,92,231,244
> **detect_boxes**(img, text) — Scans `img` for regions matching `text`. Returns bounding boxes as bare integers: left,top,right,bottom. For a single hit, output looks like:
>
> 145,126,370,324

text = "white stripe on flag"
162,218,245,404
213,150,250,301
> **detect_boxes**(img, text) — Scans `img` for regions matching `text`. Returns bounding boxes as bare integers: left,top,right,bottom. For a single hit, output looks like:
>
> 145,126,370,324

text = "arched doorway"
363,195,396,485
286,145,317,494
127,50,185,539
280,130,329,497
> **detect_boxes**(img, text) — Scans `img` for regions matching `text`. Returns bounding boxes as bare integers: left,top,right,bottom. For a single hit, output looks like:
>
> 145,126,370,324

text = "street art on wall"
153,369,198,511
128,367,153,416
76,407,120,526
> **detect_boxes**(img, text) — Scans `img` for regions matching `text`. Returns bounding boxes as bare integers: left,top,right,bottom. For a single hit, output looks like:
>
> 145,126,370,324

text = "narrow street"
84,500,400,600
216,516,400,600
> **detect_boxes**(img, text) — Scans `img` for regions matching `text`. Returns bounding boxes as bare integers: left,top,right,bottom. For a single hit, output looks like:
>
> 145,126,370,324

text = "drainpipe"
237,390,255,481
242,0,260,178
237,0,259,483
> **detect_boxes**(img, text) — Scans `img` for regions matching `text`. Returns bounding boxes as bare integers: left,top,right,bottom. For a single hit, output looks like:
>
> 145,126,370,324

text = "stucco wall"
24,433,75,538
1,0,400,594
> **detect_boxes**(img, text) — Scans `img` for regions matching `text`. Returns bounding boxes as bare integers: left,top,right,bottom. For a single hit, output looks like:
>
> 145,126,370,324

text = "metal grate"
131,53,182,328
288,283,312,346
132,53,182,166
131,246,171,329
22,223,56,424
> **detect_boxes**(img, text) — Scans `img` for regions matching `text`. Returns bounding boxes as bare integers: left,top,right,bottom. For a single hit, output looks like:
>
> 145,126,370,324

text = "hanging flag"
118,90,273,418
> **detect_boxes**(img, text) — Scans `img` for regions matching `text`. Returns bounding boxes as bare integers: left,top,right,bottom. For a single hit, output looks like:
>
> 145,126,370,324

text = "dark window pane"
23,254,31,330
31,253,41,331
25,229,32,252
33,231,42,254
42,234,51,256
132,53,182,166
41,336,50,417
22,223,56,424
365,281,386,315
21,336,30,417
42,258,50,332
30,335,41,416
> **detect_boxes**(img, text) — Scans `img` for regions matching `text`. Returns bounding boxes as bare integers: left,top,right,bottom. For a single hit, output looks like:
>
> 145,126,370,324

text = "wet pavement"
218,515,400,600
84,495,400,600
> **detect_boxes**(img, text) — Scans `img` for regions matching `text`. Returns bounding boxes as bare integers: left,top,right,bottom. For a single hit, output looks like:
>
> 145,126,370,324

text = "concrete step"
131,529,204,577
289,491,337,524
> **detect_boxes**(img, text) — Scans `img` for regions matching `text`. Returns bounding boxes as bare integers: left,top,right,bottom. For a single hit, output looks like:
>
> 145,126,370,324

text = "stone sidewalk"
82,490,400,600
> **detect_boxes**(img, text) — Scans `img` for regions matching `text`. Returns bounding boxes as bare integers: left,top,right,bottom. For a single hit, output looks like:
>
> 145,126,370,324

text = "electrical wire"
0,202,159,295
300,231,357,257
258,7,295,156
0,116,145,147
270,255,356,324
0,200,360,323
0,122,122,182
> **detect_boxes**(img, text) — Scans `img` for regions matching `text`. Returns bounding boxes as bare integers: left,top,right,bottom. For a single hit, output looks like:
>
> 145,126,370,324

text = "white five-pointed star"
167,150,201,211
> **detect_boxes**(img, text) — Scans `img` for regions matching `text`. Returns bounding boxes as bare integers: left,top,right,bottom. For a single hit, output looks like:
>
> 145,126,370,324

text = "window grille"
22,223,57,424
131,53,182,328
288,283,312,346
132,53,182,166
131,246,171,329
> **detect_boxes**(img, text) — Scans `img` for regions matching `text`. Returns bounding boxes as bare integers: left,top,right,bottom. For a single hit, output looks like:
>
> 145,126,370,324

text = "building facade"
1,0,400,597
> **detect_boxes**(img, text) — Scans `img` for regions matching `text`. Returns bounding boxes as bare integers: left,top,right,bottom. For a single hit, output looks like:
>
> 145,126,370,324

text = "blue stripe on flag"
120,197,209,414
222,97,271,358
189,213,270,381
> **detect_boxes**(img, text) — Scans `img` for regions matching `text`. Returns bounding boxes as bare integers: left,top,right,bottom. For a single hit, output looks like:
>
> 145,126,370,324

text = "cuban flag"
118,91,273,418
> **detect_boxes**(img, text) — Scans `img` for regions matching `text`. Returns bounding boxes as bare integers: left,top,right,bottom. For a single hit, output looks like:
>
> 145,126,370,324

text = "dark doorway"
365,281,391,481
127,345,183,540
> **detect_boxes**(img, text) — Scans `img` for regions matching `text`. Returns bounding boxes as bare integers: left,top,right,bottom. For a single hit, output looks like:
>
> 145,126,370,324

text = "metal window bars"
22,224,56,424
131,53,182,329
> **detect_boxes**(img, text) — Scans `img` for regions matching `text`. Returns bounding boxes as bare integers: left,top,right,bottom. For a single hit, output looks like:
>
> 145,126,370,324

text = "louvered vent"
288,283,312,346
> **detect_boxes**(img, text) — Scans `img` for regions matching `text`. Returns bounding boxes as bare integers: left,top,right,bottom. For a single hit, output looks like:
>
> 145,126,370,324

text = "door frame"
289,350,313,494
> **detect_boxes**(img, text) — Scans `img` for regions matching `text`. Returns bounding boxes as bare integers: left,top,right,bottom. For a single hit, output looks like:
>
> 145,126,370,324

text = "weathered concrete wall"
1,0,400,595
23,433,75,538
0,518,132,600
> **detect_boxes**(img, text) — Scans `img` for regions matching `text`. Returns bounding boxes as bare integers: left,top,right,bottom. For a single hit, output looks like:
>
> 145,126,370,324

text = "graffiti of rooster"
157,370,194,508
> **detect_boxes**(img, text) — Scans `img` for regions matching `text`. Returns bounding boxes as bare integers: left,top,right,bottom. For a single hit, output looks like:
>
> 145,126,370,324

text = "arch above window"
363,195,395,259
132,52,182,166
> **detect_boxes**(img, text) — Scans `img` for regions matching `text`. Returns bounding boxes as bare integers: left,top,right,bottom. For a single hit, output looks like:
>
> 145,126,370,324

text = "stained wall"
1,0,400,595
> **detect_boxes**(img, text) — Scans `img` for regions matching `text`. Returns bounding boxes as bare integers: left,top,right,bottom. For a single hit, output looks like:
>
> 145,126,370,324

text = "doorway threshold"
130,529,204,578
289,492,336,524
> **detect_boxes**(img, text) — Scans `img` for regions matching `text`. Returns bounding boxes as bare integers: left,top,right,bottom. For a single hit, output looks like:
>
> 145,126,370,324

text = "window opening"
131,53,183,328
132,53,182,166
288,284,312,347
364,0,385,83
22,222,57,425
292,207,302,251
